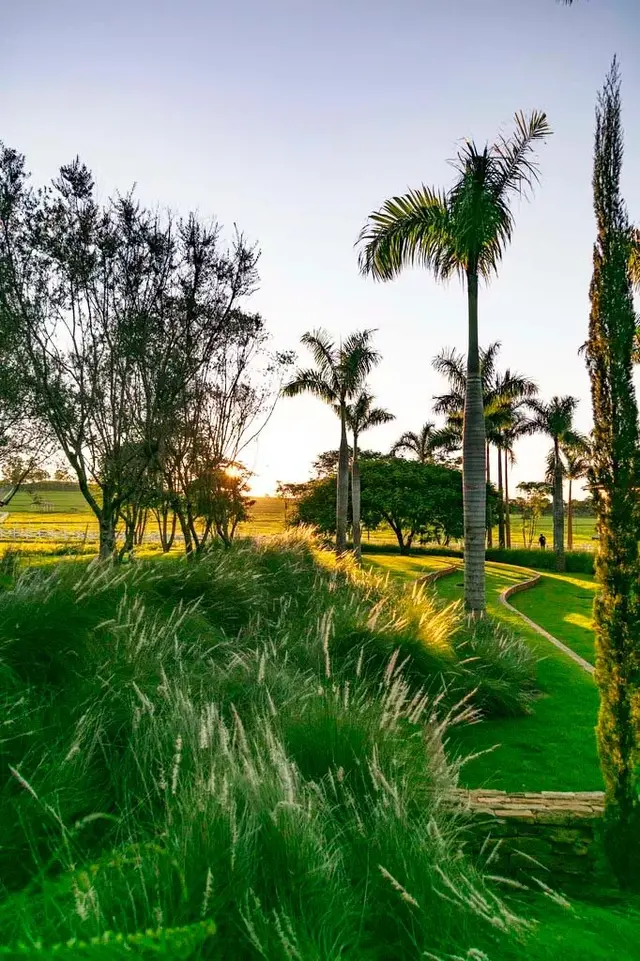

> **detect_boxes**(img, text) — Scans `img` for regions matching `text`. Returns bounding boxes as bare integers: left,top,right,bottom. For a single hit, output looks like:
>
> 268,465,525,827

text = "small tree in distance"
515,481,552,549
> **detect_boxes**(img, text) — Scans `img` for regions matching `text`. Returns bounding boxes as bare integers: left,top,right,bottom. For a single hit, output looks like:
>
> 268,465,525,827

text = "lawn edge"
500,574,595,676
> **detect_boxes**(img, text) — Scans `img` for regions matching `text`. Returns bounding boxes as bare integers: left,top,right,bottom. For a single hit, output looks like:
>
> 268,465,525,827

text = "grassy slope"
365,555,601,792
510,570,597,665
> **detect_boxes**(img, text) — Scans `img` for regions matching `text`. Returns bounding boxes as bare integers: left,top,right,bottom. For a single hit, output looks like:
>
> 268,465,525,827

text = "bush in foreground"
0,536,541,958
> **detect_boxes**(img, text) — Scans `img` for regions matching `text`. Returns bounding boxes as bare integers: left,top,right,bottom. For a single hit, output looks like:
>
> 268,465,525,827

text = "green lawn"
365,555,602,793
510,570,597,665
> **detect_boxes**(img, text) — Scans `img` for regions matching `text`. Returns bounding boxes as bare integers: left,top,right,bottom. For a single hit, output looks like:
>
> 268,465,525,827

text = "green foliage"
292,457,466,553
0,537,544,958
485,547,595,574
586,58,640,886
359,458,464,551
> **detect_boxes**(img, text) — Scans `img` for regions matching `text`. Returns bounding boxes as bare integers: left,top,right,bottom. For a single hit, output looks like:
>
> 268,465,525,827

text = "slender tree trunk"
98,505,117,560
553,438,565,572
352,430,362,562
486,443,493,548
463,270,486,615
505,449,512,548
568,477,573,551
497,443,505,548
336,404,349,554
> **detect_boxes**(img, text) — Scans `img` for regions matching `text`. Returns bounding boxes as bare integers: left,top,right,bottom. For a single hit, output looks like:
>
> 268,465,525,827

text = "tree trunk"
553,438,565,572
463,270,486,615
567,478,573,551
336,404,350,554
505,449,512,549
98,507,117,560
497,443,505,548
486,443,493,548
352,430,362,562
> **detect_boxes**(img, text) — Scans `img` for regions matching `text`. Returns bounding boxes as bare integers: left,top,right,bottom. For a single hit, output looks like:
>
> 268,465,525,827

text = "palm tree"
501,409,536,548
390,421,442,463
433,344,537,548
562,442,590,551
358,111,551,613
346,392,394,560
528,396,582,571
283,329,380,554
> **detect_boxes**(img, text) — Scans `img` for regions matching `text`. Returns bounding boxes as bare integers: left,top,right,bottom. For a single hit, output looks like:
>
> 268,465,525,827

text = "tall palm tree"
433,344,537,548
358,111,551,613
283,329,380,554
390,421,441,463
501,409,536,548
345,392,394,560
562,442,591,551
529,396,582,571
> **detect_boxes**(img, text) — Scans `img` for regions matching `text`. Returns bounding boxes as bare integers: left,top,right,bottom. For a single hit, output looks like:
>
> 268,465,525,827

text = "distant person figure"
538,533,547,550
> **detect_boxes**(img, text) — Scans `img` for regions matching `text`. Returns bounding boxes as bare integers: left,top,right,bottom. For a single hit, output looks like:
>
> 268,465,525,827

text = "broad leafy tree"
585,59,640,886
358,112,551,612
283,329,380,554
345,392,394,561
293,456,464,554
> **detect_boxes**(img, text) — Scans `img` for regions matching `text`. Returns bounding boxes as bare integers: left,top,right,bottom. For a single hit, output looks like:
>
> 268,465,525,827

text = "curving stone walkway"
498,573,595,676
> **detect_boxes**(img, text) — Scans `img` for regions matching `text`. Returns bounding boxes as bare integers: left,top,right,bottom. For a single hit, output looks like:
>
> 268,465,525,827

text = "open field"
0,490,597,556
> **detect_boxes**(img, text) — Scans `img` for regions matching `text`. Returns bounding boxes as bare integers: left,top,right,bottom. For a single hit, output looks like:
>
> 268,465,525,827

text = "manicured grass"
510,570,597,665
365,555,602,793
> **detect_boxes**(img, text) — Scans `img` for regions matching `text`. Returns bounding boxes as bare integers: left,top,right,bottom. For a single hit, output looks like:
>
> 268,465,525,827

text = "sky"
2,0,640,494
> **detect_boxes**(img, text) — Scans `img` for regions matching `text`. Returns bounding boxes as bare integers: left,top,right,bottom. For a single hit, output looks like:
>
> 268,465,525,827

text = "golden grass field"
0,489,597,555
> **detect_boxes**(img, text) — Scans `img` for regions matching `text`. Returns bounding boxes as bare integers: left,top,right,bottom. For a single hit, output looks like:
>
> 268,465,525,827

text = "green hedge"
486,548,595,575
361,543,595,575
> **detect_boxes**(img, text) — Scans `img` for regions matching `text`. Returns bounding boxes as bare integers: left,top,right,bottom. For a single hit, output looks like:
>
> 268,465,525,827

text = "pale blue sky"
2,0,640,493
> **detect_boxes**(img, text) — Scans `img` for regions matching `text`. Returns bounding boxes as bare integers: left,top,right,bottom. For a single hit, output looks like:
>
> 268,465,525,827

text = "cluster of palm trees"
283,324,591,580
282,329,393,561
391,344,590,566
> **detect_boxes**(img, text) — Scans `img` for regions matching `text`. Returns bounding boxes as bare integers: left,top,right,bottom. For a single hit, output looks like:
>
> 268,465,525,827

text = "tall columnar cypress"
586,58,640,887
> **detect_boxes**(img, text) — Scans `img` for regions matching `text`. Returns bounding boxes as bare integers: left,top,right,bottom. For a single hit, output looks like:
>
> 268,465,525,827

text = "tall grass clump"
0,534,538,958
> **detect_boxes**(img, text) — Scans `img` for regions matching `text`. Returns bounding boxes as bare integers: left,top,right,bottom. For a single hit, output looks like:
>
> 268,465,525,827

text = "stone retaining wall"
417,564,459,586
453,789,606,882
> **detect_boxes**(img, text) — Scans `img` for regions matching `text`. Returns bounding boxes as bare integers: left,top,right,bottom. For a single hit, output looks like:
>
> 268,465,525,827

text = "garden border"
499,573,595,675
417,563,459,586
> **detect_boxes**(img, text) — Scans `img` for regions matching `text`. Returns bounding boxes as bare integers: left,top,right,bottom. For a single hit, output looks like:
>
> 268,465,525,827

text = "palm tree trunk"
497,443,505,548
463,269,486,615
553,438,565,572
567,477,573,551
336,404,350,554
352,430,362,562
486,443,493,548
505,449,512,549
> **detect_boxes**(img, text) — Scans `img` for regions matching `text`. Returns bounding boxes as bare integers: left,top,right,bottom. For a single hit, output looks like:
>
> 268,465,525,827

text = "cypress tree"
586,57,640,887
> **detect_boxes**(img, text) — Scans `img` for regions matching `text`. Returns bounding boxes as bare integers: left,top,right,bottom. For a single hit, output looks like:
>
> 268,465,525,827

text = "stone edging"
417,564,459,586
451,788,604,821
499,573,595,675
